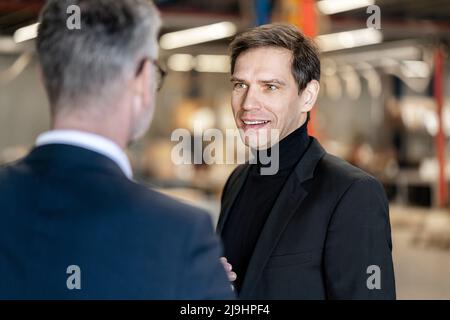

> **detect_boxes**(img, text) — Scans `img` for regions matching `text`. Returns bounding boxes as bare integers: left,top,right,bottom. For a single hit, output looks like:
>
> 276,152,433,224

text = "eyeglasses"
136,57,167,91
152,59,167,91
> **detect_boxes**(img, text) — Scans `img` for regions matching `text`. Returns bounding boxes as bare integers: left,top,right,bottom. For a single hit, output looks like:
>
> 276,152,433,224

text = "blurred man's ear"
300,80,320,113
134,59,153,109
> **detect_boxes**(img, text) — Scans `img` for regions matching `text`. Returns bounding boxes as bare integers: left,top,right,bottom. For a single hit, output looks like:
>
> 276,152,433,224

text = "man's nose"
241,87,261,111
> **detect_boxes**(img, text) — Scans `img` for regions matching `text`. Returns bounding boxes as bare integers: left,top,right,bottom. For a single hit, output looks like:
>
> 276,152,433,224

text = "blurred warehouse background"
1,0,450,299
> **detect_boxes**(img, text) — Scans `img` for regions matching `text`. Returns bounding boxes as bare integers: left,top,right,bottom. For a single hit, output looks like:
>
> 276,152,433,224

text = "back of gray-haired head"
37,0,160,113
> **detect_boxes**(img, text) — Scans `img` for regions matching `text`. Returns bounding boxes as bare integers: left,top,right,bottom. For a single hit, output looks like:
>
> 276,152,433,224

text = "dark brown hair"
230,23,320,93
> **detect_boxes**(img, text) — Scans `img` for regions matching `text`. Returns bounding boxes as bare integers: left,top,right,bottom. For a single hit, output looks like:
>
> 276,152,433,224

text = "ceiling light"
317,0,375,15
316,28,383,52
13,23,39,43
167,54,195,72
160,22,237,50
195,55,230,73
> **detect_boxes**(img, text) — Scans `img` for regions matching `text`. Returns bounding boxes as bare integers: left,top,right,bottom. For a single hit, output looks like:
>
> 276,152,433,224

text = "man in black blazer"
218,24,395,299
0,0,233,299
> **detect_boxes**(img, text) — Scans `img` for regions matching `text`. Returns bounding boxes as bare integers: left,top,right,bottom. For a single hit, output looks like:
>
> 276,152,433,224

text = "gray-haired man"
0,0,234,299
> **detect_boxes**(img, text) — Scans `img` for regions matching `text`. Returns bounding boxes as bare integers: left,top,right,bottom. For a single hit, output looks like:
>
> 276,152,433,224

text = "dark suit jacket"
217,138,396,299
0,144,234,300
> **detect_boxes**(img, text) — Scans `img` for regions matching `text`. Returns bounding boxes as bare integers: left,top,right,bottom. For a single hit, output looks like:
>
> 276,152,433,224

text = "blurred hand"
220,257,237,283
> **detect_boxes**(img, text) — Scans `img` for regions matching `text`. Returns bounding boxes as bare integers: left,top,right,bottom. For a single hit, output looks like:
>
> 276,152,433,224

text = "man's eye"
233,83,247,90
267,84,278,91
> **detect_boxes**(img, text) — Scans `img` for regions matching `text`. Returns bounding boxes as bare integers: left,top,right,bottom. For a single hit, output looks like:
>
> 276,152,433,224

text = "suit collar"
25,144,129,179
216,165,250,234
36,130,132,179
293,137,326,182
218,138,325,233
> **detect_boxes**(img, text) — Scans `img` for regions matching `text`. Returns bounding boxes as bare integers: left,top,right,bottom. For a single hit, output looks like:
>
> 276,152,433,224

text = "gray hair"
36,0,161,112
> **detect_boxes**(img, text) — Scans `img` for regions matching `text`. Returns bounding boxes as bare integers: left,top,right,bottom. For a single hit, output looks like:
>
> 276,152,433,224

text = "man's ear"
134,59,152,110
300,80,320,113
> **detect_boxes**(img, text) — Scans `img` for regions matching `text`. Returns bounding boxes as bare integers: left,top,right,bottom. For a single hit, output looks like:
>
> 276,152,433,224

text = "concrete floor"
392,207,450,299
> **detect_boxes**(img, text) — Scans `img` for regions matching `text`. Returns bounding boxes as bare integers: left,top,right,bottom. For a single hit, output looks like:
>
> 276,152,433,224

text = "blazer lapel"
216,165,250,234
239,138,326,298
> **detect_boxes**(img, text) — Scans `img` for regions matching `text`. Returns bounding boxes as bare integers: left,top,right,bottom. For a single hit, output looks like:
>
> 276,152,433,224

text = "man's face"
231,47,308,148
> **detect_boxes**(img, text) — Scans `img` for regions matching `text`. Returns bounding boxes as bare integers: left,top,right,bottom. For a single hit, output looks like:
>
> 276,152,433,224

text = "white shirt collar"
35,129,133,179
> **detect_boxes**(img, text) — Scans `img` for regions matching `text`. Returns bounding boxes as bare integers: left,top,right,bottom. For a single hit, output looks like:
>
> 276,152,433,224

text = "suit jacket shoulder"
318,152,380,188
0,147,234,299
314,152,389,210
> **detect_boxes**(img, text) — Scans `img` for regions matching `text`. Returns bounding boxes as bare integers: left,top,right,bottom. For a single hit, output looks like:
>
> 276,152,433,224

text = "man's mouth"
242,120,270,125
241,119,271,130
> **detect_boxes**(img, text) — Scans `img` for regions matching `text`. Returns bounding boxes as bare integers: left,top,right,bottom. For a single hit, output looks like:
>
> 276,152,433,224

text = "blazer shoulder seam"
330,175,380,216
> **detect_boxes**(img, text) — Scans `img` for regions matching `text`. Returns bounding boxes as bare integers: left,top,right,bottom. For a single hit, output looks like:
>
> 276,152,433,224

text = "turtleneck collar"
253,121,311,174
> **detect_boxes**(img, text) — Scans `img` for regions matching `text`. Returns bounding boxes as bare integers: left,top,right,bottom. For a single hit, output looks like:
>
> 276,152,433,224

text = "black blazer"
0,144,234,299
217,138,396,299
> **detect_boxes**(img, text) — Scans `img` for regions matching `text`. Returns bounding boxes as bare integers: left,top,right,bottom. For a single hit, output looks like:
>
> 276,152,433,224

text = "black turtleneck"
222,122,311,292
